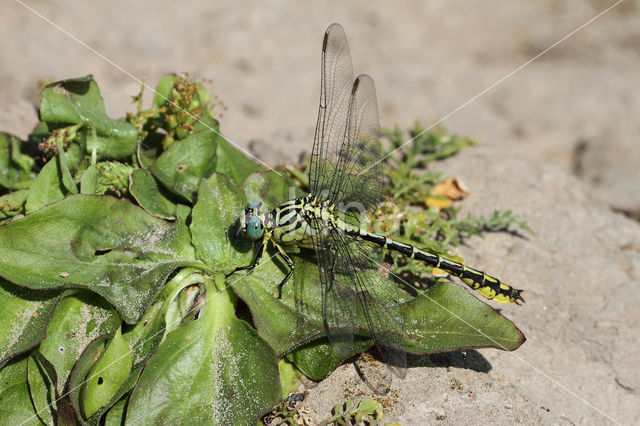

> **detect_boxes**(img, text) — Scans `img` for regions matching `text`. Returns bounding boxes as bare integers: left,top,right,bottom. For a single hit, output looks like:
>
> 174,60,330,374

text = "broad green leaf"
27,355,55,425
39,76,137,160
104,396,128,426
286,337,370,381
190,174,252,271
158,268,204,338
67,334,109,423
73,303,166,423
402,283,526,353
129,168,176,219
215,138,262,186
0,356,44,425
38,291,120,394
83,327,132,418
26,351,76,426
237,256,524,359
232,256,329,355
0,133,35,190
25,157,66,213
79,163,99,194
278,358,303,397
121,300,165,366
0,195,196,323
150,129,218,202
0,280,61,368
242,170,302,210
126,275,281,424
234,168,524,361
25,142,82,213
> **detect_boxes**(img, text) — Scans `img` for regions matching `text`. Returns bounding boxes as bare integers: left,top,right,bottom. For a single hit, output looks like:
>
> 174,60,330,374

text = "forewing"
309,23,354,201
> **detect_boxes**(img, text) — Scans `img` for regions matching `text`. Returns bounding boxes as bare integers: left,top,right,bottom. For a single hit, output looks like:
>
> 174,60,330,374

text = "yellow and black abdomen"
341,223,524,304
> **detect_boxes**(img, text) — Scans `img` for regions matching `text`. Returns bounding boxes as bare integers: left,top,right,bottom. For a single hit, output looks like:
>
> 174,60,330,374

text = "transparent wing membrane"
307,24,406,380
309,25,384,213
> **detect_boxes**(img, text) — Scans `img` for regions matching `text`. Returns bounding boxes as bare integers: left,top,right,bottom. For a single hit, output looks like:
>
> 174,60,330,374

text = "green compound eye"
247,216,263,240
247,200,261,209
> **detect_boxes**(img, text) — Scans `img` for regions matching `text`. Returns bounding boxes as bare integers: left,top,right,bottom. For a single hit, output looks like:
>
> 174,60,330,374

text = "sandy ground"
1,1,639,424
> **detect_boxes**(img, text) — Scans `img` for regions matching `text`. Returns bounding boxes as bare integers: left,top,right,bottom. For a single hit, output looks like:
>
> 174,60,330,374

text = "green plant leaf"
242,171,303,210
83,327,132,418
0,133,35,190
150,129,218,203
234,247,523,367
0,280,61,368
27,354,55,425
286,337,370,381
79,163,99,195
72,301,167,423
190,174,253,271
67,334,109,423
25,157,66,213
0,195,196,323
126,275,281,424
278,358,303,397
0,356,44,425
402,282,525,352
39,76,137,160
215,138,262,186
26,351,76,426
121,300,165,367
104,396,128,426
38,291,120,394
151,74,177,109
129,168,176,219
232,256,328,355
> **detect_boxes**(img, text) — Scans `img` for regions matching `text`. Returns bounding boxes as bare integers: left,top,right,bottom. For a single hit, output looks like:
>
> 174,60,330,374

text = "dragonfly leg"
274,244,294,299
227,238,267,277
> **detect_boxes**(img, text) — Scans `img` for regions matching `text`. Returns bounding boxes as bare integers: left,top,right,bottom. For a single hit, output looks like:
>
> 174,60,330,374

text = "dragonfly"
235,23,524,383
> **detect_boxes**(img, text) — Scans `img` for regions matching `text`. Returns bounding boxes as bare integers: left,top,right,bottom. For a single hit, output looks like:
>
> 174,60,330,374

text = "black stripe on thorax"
280,219,303,235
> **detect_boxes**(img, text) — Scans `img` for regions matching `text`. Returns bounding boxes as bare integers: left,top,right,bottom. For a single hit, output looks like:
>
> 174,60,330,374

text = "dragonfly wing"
309,23,354,201
310,216,407,380
309,24,383,213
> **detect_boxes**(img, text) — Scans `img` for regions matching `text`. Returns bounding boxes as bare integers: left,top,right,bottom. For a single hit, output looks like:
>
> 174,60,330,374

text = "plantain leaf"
83,327,132,418
150,129,218,203
190,173,253,271
39,76,137,160
0,355,44,425
0,195,196,323
215,138,262,186
0,280,61,368
129,168,176,219
126,275,281,424
38,291,120,394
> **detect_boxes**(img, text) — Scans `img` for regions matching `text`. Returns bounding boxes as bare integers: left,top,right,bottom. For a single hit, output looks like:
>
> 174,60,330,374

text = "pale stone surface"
1,1,638,424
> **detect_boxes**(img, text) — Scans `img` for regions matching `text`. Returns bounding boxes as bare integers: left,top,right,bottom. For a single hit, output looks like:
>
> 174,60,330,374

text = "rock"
300,144,640,424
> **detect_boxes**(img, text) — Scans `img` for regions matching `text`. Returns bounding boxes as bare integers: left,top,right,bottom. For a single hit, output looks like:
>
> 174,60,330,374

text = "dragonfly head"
241,200,265,241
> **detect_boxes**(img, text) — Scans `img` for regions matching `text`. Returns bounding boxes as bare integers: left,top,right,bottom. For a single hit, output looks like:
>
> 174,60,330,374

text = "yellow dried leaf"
425,195,453,209
432,176,469,200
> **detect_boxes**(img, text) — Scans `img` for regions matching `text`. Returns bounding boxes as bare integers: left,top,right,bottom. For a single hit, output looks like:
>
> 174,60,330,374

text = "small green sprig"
318,398,383,426
377,124,531,281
